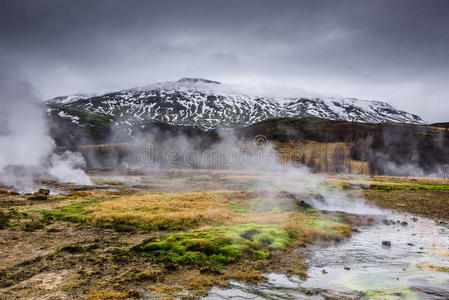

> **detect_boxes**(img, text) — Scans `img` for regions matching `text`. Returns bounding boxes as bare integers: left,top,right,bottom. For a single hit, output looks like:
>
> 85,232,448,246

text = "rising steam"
0,74,91,192
112,126,383,215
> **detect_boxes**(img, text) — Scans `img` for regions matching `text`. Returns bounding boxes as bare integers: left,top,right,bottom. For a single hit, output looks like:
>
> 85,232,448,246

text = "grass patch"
132,223,290,266
364,189,449,220
369,183,449,191
226,203,247,213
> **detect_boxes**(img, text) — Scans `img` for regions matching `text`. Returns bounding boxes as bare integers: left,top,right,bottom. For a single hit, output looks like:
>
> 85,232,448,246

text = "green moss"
40,199,110,222
369,183,449,191
226,203,247,213
132,223,290,266
306,215,345,228
364,289,419,300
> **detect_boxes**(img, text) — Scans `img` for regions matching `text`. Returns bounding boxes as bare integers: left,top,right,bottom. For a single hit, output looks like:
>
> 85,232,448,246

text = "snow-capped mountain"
46,78,425,133
47,93,98,105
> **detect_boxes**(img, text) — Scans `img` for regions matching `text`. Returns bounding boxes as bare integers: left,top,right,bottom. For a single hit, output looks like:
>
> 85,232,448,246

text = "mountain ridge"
47,78,425,134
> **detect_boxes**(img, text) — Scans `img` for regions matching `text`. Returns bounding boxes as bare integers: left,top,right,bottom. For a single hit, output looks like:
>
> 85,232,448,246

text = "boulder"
382,241,392,247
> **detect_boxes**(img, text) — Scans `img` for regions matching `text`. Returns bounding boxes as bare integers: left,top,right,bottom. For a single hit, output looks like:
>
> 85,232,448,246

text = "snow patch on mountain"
48,93,97,105
47,78,426,132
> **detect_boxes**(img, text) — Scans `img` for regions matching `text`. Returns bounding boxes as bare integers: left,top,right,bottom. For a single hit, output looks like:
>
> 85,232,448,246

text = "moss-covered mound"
132,223,290,266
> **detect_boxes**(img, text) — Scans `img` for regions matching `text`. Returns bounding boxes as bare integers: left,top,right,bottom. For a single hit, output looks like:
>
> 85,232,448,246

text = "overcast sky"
1,0,448,122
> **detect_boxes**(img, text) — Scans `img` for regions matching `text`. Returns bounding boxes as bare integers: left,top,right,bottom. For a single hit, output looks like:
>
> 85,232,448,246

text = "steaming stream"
203,212,449,299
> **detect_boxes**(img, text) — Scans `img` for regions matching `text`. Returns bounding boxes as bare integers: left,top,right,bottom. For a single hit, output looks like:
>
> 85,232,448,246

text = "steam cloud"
0,74,91,192
96,126,383,215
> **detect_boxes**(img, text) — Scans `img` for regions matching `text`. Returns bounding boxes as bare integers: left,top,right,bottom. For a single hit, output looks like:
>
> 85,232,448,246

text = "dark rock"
28,188,51,200
240,229,260,241
296,200,313,210
312,193,325,202
60,245,85,253
412,217,418,222
322,269,328,274
344,266,351,270
27,195,47,201
38,189,50,196
277,191,315,210
382,241,392,247
401,221,408,226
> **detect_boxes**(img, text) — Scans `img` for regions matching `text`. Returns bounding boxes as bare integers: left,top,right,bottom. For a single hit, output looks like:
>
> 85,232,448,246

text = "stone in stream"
321,269,328,274
344,266,351,271
401,221,408,226
382,241,392,247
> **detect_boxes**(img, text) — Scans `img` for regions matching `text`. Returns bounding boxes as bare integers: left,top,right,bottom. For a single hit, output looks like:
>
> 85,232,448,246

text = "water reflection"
203,212,449,299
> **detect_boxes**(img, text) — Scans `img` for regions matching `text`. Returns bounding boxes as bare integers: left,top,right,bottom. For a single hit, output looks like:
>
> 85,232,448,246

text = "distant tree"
324,132,329,172
332,145,346,173
442,165,449,180
350,136,373,174
307,152,318,173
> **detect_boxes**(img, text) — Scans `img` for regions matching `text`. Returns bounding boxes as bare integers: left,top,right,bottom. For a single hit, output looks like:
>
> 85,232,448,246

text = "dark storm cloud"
1,0,448,122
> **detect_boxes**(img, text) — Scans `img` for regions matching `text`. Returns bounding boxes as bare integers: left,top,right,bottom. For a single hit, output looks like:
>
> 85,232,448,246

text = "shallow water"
204,212,449,299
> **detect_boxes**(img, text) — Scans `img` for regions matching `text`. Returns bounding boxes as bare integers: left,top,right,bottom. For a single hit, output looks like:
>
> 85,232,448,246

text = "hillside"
52,115,449,177
47,78,425,135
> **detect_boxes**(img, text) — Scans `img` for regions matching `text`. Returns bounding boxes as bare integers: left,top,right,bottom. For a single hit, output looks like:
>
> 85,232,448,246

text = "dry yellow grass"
86,290,130,300
82,189,351,241
85,190,253,229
